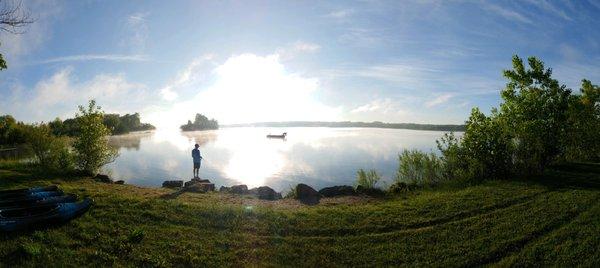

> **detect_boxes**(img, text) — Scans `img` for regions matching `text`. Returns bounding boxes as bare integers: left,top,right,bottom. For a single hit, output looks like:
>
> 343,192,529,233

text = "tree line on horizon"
0,113,155,146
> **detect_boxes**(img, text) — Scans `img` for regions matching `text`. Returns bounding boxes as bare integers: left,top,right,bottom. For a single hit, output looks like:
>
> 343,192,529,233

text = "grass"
0,162,599,266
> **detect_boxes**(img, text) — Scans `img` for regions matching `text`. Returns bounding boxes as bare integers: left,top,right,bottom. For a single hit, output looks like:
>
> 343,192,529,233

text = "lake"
103,127,455,191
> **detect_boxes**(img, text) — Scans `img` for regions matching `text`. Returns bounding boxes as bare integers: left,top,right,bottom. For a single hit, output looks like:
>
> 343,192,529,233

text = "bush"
72,100,118,175
356,169,380,189
24,124,74,172
395,149,444,187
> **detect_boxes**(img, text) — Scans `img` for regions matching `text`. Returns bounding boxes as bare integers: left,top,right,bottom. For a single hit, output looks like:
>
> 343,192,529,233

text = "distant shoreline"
222,121,465,132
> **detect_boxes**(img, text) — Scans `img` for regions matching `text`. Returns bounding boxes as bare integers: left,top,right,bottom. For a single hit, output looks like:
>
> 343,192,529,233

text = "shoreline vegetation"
224,121,465,131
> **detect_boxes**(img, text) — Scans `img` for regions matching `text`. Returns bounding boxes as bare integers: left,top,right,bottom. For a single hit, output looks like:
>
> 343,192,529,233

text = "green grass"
1,162,599,266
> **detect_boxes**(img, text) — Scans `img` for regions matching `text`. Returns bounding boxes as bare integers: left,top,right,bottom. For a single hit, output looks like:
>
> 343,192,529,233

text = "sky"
1,0,600,128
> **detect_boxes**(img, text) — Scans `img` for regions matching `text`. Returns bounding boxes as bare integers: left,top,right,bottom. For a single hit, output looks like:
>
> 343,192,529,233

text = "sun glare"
146,53,339,130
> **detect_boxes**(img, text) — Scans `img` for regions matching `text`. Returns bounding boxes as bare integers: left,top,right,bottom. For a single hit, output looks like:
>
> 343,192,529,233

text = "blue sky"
1,0,599,127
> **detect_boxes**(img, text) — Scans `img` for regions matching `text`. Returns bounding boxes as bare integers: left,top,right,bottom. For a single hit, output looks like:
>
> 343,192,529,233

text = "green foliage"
395,149,444,186
0,53,6,70
49,113,155,137
128,229,145,244
23,124,74,172
72,100,118,174
0,115,28,145
500,55,571,173
565,79,600,161
356,168,380,189
180,113,219,131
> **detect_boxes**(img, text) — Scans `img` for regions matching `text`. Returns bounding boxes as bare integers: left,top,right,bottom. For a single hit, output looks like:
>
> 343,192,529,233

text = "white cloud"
425,93,453,108
351,98,405,114
1,67,150,122
147,53,340,128
34,54,149,64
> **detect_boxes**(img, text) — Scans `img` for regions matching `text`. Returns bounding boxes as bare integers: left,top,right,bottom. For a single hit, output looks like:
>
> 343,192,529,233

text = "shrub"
356,169,380,189
24,124,74,172
72,100,118,175
395,149,444,187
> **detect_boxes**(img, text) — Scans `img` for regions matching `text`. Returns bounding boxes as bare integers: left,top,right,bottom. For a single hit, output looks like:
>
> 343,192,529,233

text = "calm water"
103,127,454,191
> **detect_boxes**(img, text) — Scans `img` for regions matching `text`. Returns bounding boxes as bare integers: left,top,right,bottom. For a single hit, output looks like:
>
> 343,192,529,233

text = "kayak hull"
0,198,93,232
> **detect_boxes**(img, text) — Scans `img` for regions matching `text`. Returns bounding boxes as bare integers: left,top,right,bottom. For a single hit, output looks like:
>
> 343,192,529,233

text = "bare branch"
0,0,35,34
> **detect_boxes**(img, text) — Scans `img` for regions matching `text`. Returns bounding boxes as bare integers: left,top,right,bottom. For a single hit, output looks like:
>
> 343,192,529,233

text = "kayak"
0,198,93,232
0,194,77,209
0,185,58,197
0,190,64,201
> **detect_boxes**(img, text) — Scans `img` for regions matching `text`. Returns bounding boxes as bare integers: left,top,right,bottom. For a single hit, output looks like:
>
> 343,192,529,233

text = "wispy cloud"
524,0,572,21
351,98,406,115
325,9,354,19
482,3,533,24
425,93,454,108
159,54,214,101
122,12,149,52
276,41,320,60
34,54,149,64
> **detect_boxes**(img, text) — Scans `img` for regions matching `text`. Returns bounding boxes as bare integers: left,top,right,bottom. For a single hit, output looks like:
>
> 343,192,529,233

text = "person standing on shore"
192,144,203,178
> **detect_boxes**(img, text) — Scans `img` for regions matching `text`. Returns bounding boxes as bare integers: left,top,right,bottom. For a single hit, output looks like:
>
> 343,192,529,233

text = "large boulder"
230,184,248,194
162,180,183,188
184,178,211,188
256,186,281,200
94,174,112,183
114,180,125,185
295,183,320,205
318,185,356,197
186,183,215,193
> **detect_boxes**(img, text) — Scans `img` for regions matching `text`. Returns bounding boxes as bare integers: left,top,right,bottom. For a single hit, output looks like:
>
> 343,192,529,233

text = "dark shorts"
194,162,201,169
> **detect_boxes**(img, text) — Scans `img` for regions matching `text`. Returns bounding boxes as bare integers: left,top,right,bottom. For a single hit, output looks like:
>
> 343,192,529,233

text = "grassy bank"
1,162,599,266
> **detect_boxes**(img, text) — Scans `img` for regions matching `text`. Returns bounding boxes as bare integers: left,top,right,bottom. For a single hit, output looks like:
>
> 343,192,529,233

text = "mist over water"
103,127,455,191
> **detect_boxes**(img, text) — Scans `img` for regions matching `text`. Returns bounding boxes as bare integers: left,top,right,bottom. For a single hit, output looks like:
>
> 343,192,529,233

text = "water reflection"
103,127,455,191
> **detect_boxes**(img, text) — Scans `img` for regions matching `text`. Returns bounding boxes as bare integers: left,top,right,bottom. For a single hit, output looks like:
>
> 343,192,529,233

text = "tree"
500,55,571,174
565,79,600,161
0,0,34,70
72,100,118,174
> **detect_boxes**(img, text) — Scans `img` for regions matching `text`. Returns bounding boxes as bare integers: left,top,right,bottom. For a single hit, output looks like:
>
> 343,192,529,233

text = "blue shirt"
192,148,202,163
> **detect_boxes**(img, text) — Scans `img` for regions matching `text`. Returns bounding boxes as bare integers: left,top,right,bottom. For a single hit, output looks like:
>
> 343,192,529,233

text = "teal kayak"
0,198,93,232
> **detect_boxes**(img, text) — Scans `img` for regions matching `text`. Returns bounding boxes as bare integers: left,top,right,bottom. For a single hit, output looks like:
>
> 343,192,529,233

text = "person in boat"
191,144,203,178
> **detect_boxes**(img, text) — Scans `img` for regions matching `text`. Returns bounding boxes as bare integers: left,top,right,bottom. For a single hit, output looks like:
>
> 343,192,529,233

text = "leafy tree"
500,56,571,174
180,113,219,131
565,79,600,161
0,114,27,145
72,100,118,174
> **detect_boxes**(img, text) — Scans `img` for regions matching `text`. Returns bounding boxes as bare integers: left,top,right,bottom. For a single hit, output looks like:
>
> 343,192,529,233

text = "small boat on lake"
267,132,287,139
0,198,93,232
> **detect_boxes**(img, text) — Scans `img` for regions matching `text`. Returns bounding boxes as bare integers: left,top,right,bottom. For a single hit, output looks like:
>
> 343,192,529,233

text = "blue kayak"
0,185,58,198
0,194,78,209
0,198,93,232
0,191,64,202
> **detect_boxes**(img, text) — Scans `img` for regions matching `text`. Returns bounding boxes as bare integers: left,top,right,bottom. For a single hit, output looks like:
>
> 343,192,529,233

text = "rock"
295,183,321,205
219,186,231,192
186,183,215,193
184,178,211,187
256,186,281,200
94,174,112,183
318,185,356,197
162,180,183,188
356,185,385,197
230,184,248,194
114,180,125,185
